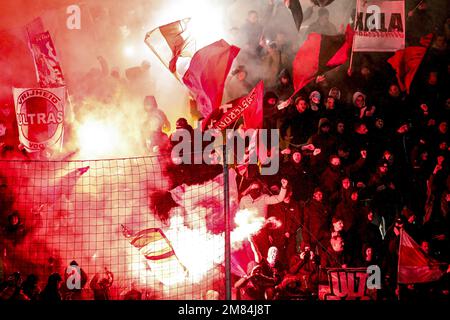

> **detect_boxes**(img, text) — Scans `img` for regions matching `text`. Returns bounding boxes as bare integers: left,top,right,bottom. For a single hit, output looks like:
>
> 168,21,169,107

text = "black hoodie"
275,69,294,101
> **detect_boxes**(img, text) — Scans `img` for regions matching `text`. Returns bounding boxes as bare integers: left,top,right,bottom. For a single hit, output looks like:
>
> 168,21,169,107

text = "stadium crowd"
0,0,449,301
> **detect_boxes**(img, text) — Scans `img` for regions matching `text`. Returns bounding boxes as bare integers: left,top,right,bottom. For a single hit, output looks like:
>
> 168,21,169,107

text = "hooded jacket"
308,118,336,156
352,92,366,107
275,69,294,101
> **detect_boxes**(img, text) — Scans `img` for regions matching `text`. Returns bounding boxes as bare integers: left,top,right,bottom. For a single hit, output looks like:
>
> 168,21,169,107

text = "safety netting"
0,156,241,300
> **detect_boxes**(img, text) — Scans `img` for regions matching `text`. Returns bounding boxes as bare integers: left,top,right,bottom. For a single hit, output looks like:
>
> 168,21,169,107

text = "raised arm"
264,179,288,205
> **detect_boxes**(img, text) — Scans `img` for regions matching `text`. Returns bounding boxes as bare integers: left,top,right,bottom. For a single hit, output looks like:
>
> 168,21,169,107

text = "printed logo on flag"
13,87,65,151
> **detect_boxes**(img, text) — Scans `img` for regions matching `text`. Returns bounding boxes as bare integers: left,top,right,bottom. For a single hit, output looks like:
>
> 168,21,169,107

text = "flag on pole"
398,229,446,284
293,26,353,92
387,34,433,94
242,81,264,130
28,31,65,87
205,81,264,131
25,17,45,40
181,40,240,118
144,18,195,79
25,18,65,87
146,20,240,118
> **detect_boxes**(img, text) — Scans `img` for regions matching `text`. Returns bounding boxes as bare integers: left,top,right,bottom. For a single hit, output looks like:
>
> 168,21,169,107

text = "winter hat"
176,118,188,129
352,91,366,106
310,91,321,103
318,117,331,128
313,187,322,194
270,185,280,193
332,215,343,224
329,87,341,100
264,91,279,105
278,68,291,81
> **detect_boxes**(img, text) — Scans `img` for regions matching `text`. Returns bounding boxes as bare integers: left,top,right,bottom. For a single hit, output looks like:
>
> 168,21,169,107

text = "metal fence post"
223,143,232,300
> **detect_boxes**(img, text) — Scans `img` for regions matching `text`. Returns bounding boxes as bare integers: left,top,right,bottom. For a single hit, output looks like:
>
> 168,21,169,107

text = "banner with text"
13,87,65,152
353,0,405,52
319,268,377,300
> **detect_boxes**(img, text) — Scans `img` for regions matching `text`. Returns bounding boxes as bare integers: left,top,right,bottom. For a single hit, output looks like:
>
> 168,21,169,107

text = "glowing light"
77,118,121,159
123,45,135,57
231,209,265,246
165,214,223,284
154,0,227,48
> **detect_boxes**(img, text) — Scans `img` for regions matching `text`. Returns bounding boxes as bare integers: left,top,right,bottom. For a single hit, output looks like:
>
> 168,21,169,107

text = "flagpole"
348,0,360,76
223,140,232,300
407,0,424,19
146,41,183,83
397,228,403,301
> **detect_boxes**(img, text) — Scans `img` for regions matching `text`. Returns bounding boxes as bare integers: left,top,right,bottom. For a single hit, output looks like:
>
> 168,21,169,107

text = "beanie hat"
352,91,366,106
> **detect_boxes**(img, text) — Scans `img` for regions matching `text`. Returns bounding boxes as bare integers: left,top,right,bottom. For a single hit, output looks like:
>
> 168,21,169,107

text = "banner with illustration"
28,31,65,87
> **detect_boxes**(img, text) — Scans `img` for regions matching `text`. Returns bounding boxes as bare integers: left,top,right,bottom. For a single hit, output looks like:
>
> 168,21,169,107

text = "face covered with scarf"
248,183,262,199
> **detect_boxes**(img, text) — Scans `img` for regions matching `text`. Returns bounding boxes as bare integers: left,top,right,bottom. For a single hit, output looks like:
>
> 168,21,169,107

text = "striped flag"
398,229,445,284
123,226,188,285
293,26,353,92
145,20,239,118
145,18,195,80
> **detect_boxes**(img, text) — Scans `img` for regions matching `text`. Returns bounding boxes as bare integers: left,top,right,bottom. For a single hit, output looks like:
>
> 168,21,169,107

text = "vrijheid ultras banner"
12,87,65,152
353,0,405,52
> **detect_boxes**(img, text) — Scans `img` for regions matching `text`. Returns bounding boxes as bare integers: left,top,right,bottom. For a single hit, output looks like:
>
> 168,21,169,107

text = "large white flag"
145,19,239,118
353,0,405,52
145,18,195,81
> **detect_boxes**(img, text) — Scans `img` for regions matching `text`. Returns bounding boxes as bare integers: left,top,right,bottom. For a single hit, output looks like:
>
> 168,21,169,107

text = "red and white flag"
205,81,264,131
25,17,45,40
145,18,195,79
398,229,446,284
145,20,239,118
122,226,188,286
28,31,65,88
12,87,66,152
25,18,65,88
